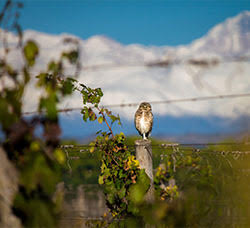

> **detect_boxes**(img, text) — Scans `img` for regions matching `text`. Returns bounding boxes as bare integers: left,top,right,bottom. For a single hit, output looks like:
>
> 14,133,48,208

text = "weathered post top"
135,139,151,146
135,139,154,202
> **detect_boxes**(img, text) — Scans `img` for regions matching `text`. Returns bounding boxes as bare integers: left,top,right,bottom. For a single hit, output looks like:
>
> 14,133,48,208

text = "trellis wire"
60,142,250,163
23,92,250,115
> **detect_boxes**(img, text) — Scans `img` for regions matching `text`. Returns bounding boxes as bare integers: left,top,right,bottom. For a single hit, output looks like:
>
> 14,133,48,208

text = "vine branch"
97,107,114,138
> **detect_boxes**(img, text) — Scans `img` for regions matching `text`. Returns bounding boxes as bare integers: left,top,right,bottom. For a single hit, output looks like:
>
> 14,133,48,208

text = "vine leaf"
23,40,39,67
128,169,150,204
98,116,103,124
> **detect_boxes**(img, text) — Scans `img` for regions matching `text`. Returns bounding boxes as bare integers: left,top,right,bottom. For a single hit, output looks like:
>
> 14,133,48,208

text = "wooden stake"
135,139,154,202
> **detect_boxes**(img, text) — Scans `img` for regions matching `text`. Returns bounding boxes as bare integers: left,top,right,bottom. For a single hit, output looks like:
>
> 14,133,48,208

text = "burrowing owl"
134,102,153,140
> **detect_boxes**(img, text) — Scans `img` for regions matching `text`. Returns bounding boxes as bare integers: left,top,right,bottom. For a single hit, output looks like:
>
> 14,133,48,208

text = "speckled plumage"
134,102,153,140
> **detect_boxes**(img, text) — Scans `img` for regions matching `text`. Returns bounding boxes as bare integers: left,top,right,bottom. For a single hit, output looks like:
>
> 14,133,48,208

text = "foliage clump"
0,1,83,226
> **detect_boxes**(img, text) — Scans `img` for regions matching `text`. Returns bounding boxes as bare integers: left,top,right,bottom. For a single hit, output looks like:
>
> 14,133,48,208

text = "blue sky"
20,0,250,46
61,114,250,142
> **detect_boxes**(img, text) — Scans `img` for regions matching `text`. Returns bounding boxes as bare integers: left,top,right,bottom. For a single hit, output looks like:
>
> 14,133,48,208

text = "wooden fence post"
135,139,154,202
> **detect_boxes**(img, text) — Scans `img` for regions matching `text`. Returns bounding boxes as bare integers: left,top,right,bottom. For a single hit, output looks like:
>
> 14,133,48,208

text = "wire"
103,93,250,108
60,142,250,149
28,56,250,73
22,92,250,115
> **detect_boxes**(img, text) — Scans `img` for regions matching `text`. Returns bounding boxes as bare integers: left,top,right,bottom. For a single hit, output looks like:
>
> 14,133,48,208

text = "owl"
134,102,153,140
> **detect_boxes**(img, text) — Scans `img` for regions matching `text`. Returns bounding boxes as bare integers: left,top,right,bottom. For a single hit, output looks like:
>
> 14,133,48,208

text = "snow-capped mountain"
172,10,250,59
1,11,250,121
192,10,250,56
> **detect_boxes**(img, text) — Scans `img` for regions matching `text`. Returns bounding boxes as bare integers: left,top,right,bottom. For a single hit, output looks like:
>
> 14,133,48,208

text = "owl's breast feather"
139,112,148,134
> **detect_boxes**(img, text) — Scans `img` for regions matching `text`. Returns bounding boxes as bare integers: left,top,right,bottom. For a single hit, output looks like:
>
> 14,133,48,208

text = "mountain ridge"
1,11,250,121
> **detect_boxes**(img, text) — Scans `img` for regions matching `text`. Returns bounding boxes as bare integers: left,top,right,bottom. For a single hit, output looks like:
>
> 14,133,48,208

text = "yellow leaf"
30,141,40,151
54,148,66,164
105,135,109,141
98,116,103,124
90,146,95,153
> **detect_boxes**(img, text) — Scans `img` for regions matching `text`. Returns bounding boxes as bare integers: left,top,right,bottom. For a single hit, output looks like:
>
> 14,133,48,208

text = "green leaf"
96,88,103,97
36,73,47,87
23,40,39,67
62,79,74,95
81,107,89,122
89,112,97,121
96,130,102,135
98,175,104,185
128,169,150,204
127,202,140,215
48,61,58,72
89,142,95,147
62,50,78,64
39,95,57,120
107,193,115,204
118,186,126,199
117,132,125,143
